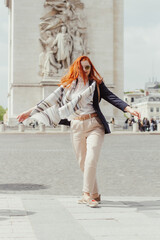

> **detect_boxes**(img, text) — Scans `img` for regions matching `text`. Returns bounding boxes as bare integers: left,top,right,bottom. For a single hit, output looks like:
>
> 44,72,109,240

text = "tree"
140,89,144,93
0,105,6,121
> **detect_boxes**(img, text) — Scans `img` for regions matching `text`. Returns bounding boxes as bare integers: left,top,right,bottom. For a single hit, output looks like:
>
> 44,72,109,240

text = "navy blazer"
59,80,129,134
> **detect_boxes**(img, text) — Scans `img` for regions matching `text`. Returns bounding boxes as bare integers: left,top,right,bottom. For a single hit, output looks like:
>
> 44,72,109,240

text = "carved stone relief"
39,0,88,79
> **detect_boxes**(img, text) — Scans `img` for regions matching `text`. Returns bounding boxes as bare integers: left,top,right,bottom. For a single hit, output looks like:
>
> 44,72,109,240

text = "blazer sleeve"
100,81,129,112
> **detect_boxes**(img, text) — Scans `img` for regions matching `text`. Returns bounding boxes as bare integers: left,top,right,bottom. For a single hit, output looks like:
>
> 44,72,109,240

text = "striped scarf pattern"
29,80,96,127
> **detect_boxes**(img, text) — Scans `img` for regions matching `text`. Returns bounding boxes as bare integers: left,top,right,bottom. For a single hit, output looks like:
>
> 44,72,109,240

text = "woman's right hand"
17,110,31,123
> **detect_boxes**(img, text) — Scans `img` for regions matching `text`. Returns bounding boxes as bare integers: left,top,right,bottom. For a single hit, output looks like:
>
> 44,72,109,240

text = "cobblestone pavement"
0,133,160,196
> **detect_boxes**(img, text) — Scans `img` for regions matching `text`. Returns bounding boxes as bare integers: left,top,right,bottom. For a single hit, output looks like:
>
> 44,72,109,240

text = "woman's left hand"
124,106,141,119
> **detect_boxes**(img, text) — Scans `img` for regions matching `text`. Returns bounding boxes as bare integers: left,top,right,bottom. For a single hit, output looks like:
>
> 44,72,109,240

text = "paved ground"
0,133,160,196
0,133,160,239
0,194,160,240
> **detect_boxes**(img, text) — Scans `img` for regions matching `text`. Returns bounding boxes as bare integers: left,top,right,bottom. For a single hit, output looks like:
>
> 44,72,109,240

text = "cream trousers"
71,116,105,195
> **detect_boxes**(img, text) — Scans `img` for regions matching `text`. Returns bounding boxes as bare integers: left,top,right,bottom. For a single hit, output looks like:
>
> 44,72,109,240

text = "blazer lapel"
89,79,93,86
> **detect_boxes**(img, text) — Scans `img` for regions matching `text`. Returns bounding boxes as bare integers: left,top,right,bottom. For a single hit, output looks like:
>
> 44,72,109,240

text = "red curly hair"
60,56,103,88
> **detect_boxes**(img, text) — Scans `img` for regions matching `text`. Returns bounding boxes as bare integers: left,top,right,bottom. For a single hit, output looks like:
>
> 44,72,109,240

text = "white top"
67,77,95,120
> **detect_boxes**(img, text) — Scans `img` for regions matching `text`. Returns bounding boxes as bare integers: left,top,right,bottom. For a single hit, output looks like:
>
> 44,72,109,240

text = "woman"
17,56,141,207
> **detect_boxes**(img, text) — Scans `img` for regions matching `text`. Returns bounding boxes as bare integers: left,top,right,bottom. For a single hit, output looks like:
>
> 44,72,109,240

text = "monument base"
7,117,18,126
40,79,60,98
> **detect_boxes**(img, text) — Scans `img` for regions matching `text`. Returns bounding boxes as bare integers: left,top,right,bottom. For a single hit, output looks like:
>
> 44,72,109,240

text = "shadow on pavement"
0,209,35,218
0,183,49,191
0,218,9,221
101,200,160,212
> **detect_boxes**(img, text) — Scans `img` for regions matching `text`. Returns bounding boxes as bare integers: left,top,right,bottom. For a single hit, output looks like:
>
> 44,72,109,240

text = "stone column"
7,0,13,125
113,0,125,125
5,0,44,125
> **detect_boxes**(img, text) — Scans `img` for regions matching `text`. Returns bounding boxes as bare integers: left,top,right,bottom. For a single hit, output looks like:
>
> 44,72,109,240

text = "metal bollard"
0,123,5,132
18,123,25,132
39,123,45,132
133,122,138,132
109,123,114,132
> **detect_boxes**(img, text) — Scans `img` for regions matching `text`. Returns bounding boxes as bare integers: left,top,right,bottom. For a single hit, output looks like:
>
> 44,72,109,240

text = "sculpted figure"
38,0,87,76
40,17,62,32
42,1,77,32
72,30,84,61
52,26,72,69
44,0,66,8
39,31,61,76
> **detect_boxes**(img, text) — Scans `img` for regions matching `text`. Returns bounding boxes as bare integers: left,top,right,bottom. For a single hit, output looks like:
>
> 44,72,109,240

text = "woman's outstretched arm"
100,81,141,119
17,106,36,122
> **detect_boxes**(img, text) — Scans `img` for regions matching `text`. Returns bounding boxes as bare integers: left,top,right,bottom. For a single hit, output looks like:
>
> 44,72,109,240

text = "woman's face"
81,60,91,77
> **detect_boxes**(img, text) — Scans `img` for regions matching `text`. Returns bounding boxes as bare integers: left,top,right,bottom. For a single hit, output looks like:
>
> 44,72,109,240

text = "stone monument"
5,0,125,126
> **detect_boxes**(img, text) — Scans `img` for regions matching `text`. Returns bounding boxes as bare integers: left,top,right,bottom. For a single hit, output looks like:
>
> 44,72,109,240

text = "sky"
124,0,160,92
1,0,160,107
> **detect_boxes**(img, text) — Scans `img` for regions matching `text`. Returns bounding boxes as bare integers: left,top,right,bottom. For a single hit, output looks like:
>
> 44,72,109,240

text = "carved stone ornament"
39,0,88,79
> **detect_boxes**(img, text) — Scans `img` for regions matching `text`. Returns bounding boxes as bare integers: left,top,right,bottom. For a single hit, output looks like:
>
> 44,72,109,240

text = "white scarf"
28,80,96,127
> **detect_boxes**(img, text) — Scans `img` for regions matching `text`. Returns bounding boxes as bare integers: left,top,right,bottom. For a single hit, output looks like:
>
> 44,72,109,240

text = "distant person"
124,118,129,129
110,117,115,125
138,119,143,132
143,117,150,131
131,115,136,124
150,118,157,131
128,118,132,127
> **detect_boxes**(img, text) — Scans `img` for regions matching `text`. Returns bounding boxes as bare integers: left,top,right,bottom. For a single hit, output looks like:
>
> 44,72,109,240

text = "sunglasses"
83,65,91,71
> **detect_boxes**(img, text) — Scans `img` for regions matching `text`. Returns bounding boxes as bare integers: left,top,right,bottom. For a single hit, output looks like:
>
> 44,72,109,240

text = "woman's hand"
17,111,31,123
17,107,35,122
124,106,141,119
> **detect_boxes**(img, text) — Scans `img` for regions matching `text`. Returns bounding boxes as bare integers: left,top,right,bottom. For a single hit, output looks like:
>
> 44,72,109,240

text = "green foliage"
140,89,144,93
124,91,133,94
124,89,145,94
0,106,6,121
